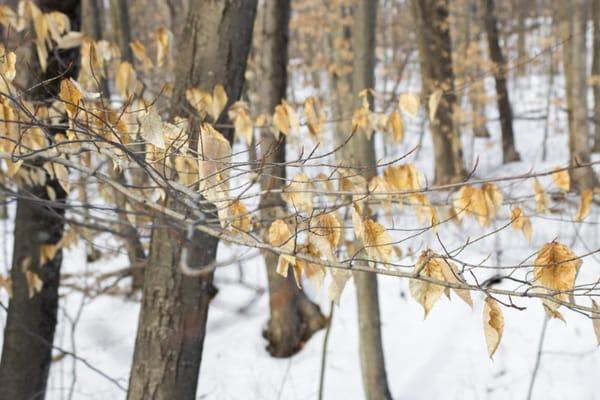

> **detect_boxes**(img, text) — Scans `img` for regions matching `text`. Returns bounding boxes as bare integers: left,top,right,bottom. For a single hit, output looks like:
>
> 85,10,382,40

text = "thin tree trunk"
256,0,325,358
126,2,257,399
82,0,102,40
558,0,597,191
484,0,520,163
348,2,392,399
0,1,81,399
592,0,600,152
412,0,466,185
468,1,491,138
110,0,133,63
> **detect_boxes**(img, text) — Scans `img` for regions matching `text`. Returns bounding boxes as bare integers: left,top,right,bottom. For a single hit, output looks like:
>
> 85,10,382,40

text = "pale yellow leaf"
428,89,443,122
210,84,228,121
59,78,81,117
398,93,420,118
410,251,446,317
386,111,404,143
140,108,166,149
483,297,504,359
575,188,593,222
282,172,313,213
533,178,548,213
439,258,473,308
228,200,251,233
552,168,570,192
362,219,393,265
304,96,325,140
328,268,351,305
115,61,137,98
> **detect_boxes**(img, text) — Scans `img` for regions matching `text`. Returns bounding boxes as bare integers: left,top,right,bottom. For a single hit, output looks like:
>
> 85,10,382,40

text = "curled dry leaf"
533,178,548,213
197,123,231,203
453,184,503,226
552,168,570,192
383,164,421,192
268,219,297,284
510,207,532,243
304,96,325,140
409,194,438,228
115,61,137,98
296,243,325,289
398,92,420,118
0,274,12,298
59,78,82,117
428,89,443,122
272,100,299,137
438,257,473,308
575,188,593,222
410,251,446,317
328,267,352,305
228,101,253,144
309,212,341,261
386,111,404,143
592,300,600,346
228,200,251,233
483,297,504,359
140,108,166,149
533,241,581,309
282,172,313,213
362,219,393,266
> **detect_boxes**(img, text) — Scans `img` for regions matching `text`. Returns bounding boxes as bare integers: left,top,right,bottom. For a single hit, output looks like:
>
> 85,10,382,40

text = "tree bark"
255,0,325,358
348,2,392,399
412,0,466,185
0,1,80,399
483,0,520,163
110,0,133,62
126,2,257,399
558,0,597,191
592,0,600,152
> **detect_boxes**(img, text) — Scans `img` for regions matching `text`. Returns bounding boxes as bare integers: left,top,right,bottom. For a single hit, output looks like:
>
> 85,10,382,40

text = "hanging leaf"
268,219,297,285
130,40,153,70
272,100,299,137
197,123,231,203
410,251,446,317
58,78,82,117
155,27,170,67
308,212,341,261
439,257,473,308
533,178,548,213
386,111,404,143
592,300,600,346
575,188,593,222
282,172,313,213
328,268,352,305
228,200,251,233
228,101,253,144
115,61,137,98
140,108,166,149
398,93,420,118
510,207,532,243
210,84,228,121
362,219,393,265
533,241,581,308
483,297,504,359
552,168,570,192
0,274,12,298
383,164,422,192
428,89,443,122
304,96,325,140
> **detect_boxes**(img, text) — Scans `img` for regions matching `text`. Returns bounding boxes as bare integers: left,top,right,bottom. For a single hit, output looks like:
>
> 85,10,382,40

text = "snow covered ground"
2,41,600,400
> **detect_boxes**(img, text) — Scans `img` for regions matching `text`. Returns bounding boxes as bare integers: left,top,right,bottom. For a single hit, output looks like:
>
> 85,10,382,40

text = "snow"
1,28,600,400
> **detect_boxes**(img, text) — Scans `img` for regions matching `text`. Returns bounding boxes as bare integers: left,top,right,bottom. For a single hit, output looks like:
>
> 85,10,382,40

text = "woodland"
0,0,599,399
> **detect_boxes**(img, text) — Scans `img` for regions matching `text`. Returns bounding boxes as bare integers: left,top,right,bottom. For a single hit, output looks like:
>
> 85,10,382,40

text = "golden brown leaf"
272,100,299,137
398,93,420,118
210,84,228,121
533,178,548,213
552,168,570,192
362,219,393,265
510,207,532,242
410,251,446,317
228,200,251,233
483,297,504,359
0,274,12,298
428,89,443,122
282,172,313,213
309,212,342,261
304,96,325,140
386,111,404,143
115,61,137,98
228,101,253,144
59,79,81,117
575,188,593,222
533,241,581,306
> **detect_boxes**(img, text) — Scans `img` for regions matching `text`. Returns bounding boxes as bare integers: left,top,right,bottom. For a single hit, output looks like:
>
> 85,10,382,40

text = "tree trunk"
592,0,600,152
255,0,325,358
0,1,80,399
468,1,491,138
348,2,392,399
110,0,133,62
82,0,102,40
558,0,597,191
126,2,257,399
483,0,520,163
412,0,466,185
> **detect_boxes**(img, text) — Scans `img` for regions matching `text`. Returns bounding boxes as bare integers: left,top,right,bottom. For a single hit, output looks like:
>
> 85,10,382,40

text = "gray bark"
255,0,325,357
592,0,600,151
0,1,81,399
412,0,466,185
126,2,257,399
559,0,597,191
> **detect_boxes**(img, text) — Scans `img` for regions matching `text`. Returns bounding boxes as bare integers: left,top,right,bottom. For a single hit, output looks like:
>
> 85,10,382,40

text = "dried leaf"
592,300,600,346
228,101,253,144
155,27,170,67
428,89,443,122
398,93,420,118
272,100,299,137
533,241,581,307
282,172,313,213
25,270,43,298
228,200,251,233
386,111,404,143
140,108,166,149
575,188,593,222
309,212,341,261
362,219,393,265
197,123,231,203
59,79,82,117
0,274,12,298
115,61,137,98
328,268,351,305
483,297,504,359
439,258,473,308
304,96,325,140
552,168,570,192
410,251,446,317
210,84,228,121
510,207,532,242
533,178,548,213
